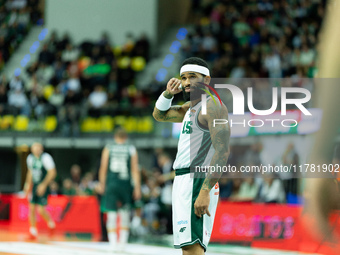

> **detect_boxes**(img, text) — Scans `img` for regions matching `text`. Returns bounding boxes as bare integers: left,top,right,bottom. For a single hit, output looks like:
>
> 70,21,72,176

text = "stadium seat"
44,116,57,132
0,115,15,130
113,116,126,127
113,45,122,57
81,117,101,132
43,85,55,100
131,56,146,72
138,116,154,133
13,115,29,131
99,116,114,132
124,116,137,133
118,56,131,69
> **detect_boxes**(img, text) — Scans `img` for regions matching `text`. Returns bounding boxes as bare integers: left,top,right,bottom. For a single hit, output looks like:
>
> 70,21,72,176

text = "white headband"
180,64,210,76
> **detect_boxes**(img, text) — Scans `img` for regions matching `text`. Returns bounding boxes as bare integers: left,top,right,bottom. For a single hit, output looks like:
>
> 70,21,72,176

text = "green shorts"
30,184,49,206
102,181,133,212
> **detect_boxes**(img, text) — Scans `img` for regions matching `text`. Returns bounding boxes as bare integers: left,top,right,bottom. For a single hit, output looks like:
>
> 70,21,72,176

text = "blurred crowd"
183,0,321,79
0,0,322,135
0,0,42,71
0,30,152,135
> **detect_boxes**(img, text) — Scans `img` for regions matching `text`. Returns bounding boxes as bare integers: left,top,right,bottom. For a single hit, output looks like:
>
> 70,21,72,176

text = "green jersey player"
24,142,57,240
98,128,141,252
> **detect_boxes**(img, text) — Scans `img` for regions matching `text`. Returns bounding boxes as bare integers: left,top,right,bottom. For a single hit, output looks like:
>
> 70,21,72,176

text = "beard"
182,79,206,101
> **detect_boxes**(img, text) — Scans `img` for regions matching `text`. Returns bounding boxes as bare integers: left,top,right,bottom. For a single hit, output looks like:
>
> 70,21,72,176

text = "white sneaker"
107,245,119,253
117,243,126,252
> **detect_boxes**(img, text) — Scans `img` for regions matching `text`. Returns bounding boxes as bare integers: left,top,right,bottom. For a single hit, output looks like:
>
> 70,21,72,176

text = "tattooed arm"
152,78,190,123
152,95,190,122
194,98,230,217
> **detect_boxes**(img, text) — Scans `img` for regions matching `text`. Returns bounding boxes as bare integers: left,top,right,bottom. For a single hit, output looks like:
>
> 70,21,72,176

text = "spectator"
230,177,259,202
133,33,150,61
9,75,24,92
29,87,46,119
78,172,95,195
300,44,315,67
256,173,286,203
25,73,41,93
36,63,54,85
61,43,79,63
70,164,82,185
243,143,262,167
142,177,161,233
49,181,60,196
0,85,8,115
62,178,77,196
263,50,282,78
282,143,299,195
48,87,65,112
17,7,30,29
88,85,108,116
38,44,55,65
65,73,81,93
156,153,174,234
8,88,30,116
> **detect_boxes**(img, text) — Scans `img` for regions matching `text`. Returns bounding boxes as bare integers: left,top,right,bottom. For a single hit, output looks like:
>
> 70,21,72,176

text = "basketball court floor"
0,230,319,255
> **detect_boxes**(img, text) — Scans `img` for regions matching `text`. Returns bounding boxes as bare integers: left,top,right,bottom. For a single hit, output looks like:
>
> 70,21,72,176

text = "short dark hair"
114,127,128,139
182,57,209,69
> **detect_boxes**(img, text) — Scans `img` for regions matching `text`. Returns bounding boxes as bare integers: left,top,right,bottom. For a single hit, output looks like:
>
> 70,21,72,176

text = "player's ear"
204,75,211,85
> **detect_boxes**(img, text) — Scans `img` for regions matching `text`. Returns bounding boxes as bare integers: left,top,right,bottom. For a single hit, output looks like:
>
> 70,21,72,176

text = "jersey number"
110,159,129,180
182,121,192,134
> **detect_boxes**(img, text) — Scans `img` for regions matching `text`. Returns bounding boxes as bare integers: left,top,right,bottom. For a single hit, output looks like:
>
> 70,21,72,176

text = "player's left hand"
36,184,47,196
133,187,142,201
194,190,211,218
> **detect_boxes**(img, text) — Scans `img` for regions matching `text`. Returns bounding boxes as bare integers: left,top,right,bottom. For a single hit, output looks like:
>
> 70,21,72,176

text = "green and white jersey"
106,141,136,182
26,153,55,184
173,99,215,170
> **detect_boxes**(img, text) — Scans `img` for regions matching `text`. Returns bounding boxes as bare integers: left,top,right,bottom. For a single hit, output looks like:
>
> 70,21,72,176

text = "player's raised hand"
166,78,182,96
194,190,211,218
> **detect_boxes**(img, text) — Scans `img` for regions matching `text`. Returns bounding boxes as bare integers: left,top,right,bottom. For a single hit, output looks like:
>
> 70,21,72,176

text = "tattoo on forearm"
153,106,182,121
201,127,230,191
153,102,189,122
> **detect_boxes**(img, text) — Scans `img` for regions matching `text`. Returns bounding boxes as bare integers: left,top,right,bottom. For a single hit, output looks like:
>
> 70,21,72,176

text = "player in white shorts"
153,57,230,255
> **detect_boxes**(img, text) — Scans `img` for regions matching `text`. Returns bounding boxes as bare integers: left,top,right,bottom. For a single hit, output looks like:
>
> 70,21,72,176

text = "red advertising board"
211,201,340,254
9,195,100,235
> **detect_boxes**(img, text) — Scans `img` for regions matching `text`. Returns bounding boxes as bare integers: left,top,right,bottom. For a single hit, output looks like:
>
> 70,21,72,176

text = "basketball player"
98,128,141,251
23,142,57,240
153,57,230,255
307,0,340,242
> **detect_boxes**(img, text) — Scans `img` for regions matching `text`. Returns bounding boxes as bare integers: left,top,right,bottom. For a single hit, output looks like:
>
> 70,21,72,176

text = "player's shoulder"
182,101,191,111
26,153,33,162
41,152,52,158
41,152,54,162
206,96,228,114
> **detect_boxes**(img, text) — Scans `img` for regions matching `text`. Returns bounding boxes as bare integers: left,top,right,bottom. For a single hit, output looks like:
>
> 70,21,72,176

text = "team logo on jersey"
179,227,187,233
188,109,196,118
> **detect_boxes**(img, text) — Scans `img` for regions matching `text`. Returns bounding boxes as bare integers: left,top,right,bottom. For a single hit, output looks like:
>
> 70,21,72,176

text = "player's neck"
115,138,126,144
190,98,201,108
